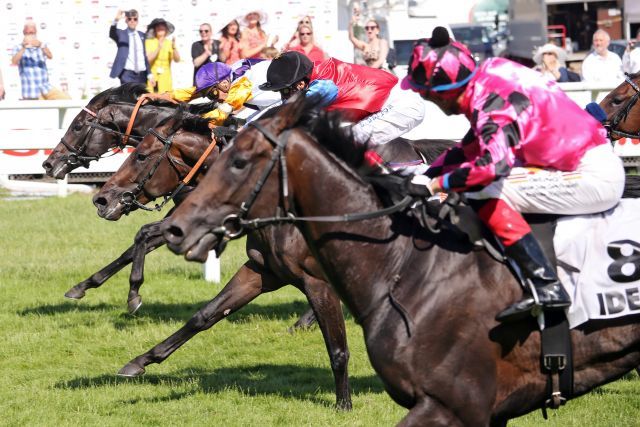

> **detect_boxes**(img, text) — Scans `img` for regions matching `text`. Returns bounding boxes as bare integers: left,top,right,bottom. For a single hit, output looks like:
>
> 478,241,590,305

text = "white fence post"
203,251,221,283
57,174,68,197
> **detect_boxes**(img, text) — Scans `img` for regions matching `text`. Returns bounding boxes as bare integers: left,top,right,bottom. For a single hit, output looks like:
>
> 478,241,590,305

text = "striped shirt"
11,44,52,99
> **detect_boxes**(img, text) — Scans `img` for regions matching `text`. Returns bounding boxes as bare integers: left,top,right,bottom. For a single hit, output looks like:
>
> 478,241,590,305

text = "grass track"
1,193,639,426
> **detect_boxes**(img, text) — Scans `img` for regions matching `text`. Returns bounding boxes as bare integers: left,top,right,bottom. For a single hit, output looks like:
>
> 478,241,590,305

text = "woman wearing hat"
239,10,277,59
533,43,580,82
145,18,181,93
401,27,623,322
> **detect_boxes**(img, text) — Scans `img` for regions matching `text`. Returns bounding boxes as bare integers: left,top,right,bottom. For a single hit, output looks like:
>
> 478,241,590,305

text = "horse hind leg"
126,221,166,314
118,260,274,377
288,307,317,333
302,274,352,411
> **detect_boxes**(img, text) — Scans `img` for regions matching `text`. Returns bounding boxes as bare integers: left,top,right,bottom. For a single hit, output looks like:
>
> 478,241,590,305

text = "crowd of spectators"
3,8,640,100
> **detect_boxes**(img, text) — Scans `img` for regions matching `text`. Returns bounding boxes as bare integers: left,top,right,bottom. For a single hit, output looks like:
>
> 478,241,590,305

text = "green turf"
1,193,639,426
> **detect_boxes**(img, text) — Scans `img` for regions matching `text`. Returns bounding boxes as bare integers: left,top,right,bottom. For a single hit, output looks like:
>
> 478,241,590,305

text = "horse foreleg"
302,274,352,410
288,307,318,332
117,260,276,376
127,221,167,314
398,397,465,427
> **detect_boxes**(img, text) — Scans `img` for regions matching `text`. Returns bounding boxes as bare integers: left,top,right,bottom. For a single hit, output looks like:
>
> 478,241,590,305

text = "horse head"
93,104,213,221
43,83,148,179
599,72,640,140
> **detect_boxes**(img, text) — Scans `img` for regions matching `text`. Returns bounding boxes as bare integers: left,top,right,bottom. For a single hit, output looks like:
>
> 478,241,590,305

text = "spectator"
285,15,314,50
581,29,623,83
0,69,5,100
192,23,222,85
348,17,389,70
145,18,180,93
11,20,69,100
533,43,580,82
622,29,640,75
239,10,277,59
109,9,154,86
285,24,327,62
219,19,241,65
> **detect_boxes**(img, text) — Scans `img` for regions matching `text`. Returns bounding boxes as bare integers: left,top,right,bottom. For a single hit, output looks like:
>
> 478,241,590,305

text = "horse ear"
271,93,311,133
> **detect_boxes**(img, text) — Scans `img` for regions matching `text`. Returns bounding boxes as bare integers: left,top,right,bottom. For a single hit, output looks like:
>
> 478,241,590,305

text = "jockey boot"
496,233,571,323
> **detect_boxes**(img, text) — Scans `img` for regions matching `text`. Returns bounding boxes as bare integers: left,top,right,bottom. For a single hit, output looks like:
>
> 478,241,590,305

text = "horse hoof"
117,363,145,377
64,286,86,300
336,400,353,411
127,295,143,314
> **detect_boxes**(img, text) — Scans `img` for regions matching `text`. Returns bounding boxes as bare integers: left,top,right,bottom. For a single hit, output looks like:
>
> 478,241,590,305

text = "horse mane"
151,103,211,136
90,83,148,105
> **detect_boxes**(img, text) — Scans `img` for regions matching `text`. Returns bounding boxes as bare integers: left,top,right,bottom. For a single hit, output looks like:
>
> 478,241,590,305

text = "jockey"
149,60,280,126
401,27,625,322
259,51,426,150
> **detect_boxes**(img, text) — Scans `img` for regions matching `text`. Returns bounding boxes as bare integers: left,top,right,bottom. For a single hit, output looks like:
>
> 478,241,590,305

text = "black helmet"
259,51,314,92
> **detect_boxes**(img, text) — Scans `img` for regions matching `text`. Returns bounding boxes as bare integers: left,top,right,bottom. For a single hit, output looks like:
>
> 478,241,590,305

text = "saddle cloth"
555,198,640,328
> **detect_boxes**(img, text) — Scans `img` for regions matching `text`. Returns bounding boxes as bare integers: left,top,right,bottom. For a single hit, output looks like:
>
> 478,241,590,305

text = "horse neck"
114,104,177,145
286,137,409,322
169,129,215,185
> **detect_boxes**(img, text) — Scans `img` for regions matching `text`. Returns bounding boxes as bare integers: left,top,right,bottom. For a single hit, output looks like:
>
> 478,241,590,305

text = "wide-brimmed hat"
533,43,567,64
146,18,175,37
259,51,314,92
239,10,268,26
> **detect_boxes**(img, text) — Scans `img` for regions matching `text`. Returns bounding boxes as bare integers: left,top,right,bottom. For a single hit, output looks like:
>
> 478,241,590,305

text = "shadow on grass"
18,299,318,328
56,363,384,406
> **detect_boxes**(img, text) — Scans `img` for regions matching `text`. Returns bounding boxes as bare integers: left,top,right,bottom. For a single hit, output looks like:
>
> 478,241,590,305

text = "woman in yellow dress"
145,18,181,93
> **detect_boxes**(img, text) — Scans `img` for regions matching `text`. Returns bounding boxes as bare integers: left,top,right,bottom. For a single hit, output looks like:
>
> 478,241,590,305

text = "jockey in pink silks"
401,27,625,322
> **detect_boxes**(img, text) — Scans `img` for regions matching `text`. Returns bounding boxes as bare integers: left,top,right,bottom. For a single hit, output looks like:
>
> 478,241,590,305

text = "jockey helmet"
195,62,233,94
401,27,477,99
259,51,314,92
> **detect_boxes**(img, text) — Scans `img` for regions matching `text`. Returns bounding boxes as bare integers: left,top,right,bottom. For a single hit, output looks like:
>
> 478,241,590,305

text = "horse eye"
611,97,625,106
136,153,148,161
232,158,247,169
73,122,84,132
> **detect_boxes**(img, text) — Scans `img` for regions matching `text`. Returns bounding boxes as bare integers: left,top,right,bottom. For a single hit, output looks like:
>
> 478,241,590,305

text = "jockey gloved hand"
404,174,437,197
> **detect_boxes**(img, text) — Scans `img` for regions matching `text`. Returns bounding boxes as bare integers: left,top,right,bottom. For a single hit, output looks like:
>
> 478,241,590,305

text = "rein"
211,121,415,239
606,73,640,140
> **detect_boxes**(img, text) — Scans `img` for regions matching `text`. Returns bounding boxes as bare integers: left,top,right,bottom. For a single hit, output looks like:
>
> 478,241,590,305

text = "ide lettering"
598,240,640,315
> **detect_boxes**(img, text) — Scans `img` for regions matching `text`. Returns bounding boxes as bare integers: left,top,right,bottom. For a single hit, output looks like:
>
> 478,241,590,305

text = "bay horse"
161,96,640,426
93,105,456,411
599,72,640,142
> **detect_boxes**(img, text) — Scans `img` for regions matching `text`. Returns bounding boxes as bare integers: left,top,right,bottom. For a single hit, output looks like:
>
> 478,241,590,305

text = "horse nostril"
93,196,108,208
166,225,184,239
42,162,53,172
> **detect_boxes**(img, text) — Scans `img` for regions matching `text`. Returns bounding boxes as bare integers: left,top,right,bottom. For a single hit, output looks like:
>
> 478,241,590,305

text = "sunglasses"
365,25,378,30
199,29,210,34
299,32,312,36
126,17,138,21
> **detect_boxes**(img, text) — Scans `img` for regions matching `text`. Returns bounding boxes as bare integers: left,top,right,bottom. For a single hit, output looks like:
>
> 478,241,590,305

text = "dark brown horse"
162,96,640,426
599,72,640,142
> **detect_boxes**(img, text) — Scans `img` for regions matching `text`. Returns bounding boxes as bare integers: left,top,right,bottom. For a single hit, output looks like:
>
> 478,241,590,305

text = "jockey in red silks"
401,27,625,322
259,51,426,154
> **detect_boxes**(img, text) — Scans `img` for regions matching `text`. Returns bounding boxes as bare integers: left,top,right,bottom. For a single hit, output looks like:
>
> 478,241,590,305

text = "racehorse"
161,96,640,426
96,104,455,411
43,83,187,179
599,72,640,141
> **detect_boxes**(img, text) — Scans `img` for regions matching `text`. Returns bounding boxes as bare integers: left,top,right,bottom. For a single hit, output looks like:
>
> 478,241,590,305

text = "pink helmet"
401,27,477,98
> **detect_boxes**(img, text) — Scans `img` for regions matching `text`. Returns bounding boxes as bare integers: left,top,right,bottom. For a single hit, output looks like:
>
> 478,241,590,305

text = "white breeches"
465,143,625,215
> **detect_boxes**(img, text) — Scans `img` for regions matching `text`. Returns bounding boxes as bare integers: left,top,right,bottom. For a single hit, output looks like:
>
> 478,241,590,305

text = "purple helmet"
195,62,233,93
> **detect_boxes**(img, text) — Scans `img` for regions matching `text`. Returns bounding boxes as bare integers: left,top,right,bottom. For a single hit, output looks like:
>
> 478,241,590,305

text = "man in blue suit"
109,9,155,85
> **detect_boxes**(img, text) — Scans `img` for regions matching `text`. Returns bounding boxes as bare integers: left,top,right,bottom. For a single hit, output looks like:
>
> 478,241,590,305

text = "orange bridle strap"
122,93,178,146
182,137,219,185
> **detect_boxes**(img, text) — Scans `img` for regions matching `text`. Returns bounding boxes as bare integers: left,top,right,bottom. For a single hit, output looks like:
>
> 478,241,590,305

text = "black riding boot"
496,233,571,323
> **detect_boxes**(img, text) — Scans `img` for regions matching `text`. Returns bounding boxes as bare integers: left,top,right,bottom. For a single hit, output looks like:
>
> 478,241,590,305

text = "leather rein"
606,73,640,140
210,121,414,240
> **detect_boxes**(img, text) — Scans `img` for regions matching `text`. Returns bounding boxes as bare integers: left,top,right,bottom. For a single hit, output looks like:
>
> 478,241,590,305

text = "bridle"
211,121,414,240
59,105,142,167
605,73,640,140
119,128,189,214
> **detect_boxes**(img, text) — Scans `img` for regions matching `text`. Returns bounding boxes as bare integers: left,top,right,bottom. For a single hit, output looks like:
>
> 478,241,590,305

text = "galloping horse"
96,104,453,410
162,96,640,426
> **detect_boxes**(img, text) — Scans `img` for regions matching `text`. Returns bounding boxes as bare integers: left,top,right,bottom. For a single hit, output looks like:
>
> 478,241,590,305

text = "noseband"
59,106,141,167
606,73,640,140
